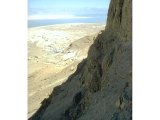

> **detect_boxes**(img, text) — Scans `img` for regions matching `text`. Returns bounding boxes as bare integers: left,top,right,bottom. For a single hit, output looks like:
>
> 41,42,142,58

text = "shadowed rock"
29,0,132,120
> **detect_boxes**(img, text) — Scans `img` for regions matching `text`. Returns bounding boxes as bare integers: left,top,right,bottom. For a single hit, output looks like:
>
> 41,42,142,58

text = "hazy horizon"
28,0,110,20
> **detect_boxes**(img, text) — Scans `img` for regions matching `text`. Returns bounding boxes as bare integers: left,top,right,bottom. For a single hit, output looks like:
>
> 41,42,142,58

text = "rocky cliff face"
29,0,132,120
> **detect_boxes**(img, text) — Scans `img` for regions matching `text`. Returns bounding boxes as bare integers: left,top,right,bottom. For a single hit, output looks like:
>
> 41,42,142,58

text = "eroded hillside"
29,0,132,120
28,23,105,118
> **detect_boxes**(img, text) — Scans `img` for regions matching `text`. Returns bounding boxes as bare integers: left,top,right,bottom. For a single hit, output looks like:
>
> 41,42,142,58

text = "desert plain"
28,23,105,118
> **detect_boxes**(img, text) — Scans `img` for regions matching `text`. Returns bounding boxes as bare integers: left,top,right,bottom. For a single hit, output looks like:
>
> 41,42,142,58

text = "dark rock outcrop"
29,0,132,119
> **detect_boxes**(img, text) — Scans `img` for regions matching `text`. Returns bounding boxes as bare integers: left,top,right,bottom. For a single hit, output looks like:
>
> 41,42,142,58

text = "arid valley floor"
28,23,105,118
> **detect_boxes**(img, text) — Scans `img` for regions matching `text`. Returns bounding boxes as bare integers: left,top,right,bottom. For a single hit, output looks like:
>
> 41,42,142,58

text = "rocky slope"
28,24,105,118
29,0,132,120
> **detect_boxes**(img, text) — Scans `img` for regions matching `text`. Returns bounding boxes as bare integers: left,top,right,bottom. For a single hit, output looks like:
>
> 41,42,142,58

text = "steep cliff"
29,0,132,119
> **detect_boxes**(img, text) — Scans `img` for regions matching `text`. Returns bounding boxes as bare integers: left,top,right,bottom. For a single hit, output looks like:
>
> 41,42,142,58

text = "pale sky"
28,0,111,20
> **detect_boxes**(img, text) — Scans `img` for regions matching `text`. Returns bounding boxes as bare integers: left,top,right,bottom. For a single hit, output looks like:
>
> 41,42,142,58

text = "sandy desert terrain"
28,23,105,118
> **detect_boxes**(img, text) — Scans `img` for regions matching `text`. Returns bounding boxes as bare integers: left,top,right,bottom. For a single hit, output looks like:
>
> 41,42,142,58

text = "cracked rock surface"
29,0,132,120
